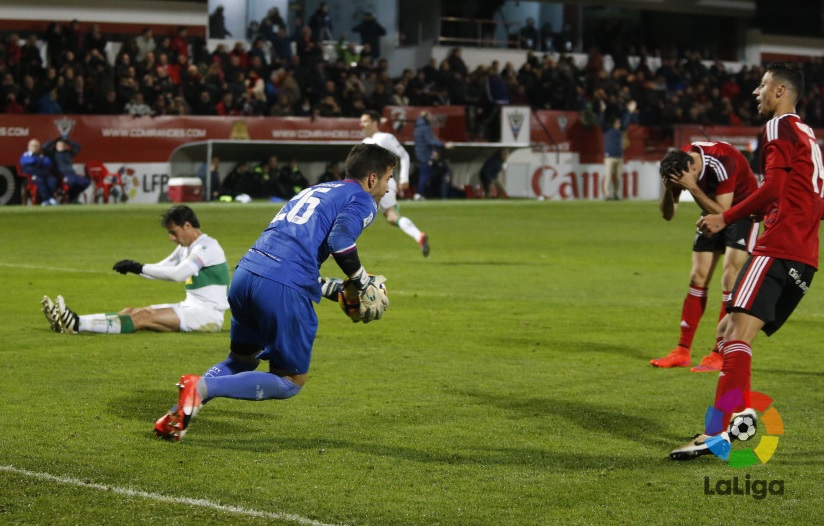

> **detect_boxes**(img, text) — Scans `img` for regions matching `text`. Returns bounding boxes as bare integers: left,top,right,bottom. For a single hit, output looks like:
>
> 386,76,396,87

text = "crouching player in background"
650,141,759,372
42,205,230,334
154,143,394,441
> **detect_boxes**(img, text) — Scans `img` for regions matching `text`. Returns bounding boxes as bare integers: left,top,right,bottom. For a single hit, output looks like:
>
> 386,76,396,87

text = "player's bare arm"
676,168,730,216
659,177,680,221
696,213,726,236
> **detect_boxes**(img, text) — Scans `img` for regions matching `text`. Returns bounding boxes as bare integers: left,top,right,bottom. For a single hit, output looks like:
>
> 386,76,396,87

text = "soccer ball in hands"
728,410,757,441
338,278,388,323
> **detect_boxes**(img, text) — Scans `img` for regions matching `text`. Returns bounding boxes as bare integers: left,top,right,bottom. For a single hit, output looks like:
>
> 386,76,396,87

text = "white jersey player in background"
360,110,430,257
42,205,231,335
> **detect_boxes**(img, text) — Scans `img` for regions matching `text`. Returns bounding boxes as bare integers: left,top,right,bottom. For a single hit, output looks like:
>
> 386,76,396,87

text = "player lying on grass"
41,205,230,334
651,142,759,372
154,143,392,441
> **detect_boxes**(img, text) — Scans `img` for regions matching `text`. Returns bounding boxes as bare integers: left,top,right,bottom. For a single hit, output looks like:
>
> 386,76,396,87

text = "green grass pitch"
1,200,823,525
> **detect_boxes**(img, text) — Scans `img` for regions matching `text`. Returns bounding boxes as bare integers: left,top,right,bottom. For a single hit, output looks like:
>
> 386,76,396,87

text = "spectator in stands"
36,87,63,114
390,82,409,106
64,19,82,58
351,12,386,59
44,22,66,69
44,136,89,203
94,89,122,114
84,24,107,58
269,26,293,61
309,2,334,41
270,92,294,116
135,28,156,63
4,92,26,113
20,34,44,79
368,81,391,112
19,138,59,205
192,90,217,115
315,94,342,117
540,22,555,52
5,33,23,78
247,21,261,42
169,26,189,62
216,92,239,116
125,92,154,116
261,7,286,35
519,17,539,51
336,40,361,68
209,6,232,39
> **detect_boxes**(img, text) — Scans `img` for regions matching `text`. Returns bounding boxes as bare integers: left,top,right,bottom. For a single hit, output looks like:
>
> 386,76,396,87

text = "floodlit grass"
1,199,822,525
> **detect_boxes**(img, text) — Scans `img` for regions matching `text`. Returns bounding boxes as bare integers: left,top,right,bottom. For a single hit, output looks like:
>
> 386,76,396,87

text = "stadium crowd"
1,15,824,131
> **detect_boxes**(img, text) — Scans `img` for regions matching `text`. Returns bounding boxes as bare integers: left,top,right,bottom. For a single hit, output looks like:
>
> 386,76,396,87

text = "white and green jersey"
140,233,230,311
363,131,410,186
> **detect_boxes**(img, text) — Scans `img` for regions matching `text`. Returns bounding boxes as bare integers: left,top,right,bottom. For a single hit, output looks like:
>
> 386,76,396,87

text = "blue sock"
169,354,259,413
203,354,259,378
202,371,302,402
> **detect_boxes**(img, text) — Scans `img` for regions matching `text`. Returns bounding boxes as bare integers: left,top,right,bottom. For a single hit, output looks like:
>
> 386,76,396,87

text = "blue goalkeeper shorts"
228,266,318,375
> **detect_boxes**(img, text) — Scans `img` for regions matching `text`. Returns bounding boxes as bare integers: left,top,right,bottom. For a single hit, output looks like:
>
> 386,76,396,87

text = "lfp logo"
703,389,784,468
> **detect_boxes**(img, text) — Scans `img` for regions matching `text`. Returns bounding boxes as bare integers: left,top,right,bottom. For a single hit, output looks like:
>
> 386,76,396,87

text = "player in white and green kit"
42,205,230,334
360,110,430,256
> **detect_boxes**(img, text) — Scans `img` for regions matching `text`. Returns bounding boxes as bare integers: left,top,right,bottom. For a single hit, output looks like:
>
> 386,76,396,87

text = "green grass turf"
1,200,823,525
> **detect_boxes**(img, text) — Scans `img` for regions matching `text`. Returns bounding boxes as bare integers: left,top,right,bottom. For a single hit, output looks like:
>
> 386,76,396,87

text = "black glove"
113,259,144,275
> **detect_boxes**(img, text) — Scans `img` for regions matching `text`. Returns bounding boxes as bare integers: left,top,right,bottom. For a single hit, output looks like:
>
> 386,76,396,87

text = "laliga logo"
704,389,784,468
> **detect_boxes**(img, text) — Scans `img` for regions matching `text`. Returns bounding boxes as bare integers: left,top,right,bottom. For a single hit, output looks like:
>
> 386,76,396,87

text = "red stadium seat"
85,161,123,204
17,163,40,205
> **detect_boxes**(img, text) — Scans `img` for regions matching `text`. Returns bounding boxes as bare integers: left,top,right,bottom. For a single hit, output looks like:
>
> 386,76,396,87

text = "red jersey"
681,141,758,206
723,114,824,268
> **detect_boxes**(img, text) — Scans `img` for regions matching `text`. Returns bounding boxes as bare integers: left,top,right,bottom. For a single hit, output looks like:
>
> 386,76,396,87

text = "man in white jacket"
360,110,430,256
42,205,231,334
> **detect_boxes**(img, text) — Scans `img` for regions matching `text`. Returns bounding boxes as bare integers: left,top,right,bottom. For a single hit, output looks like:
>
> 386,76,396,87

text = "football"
728,413,757,441
337,278,388,323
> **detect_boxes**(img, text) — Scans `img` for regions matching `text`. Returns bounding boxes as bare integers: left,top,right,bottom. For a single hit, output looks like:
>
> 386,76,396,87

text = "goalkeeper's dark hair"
345,143,398,181
659,149,693,180
162,205,200,228
765,62,804,104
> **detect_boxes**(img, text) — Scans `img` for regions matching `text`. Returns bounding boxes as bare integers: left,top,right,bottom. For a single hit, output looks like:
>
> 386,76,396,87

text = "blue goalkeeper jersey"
237,180,377,302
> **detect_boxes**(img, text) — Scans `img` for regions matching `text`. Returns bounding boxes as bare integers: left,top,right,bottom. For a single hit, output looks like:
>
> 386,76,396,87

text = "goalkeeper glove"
351,270,388,323
320,277,343,302
113,259,144,275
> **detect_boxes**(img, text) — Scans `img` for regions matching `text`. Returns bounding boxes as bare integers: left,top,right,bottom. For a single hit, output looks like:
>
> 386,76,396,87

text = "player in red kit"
671,62,824,460
651,142,759,372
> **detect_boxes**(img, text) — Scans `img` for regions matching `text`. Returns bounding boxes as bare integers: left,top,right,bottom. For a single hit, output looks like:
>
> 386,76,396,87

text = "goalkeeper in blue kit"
154,144,395,441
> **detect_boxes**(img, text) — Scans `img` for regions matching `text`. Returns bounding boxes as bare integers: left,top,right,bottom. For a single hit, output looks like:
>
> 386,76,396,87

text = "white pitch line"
0,465,348,526
0,262,105,273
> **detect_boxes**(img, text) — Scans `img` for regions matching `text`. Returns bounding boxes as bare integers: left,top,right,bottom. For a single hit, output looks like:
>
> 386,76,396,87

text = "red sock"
678,286,708,348
714,340,752,428
718,290,731,324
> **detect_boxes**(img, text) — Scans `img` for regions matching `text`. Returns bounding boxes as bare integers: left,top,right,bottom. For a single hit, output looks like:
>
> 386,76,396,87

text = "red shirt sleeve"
722,141,789,223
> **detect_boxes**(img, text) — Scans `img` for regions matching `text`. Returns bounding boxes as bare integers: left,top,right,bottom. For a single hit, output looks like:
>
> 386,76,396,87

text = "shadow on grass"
112,388,675,472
